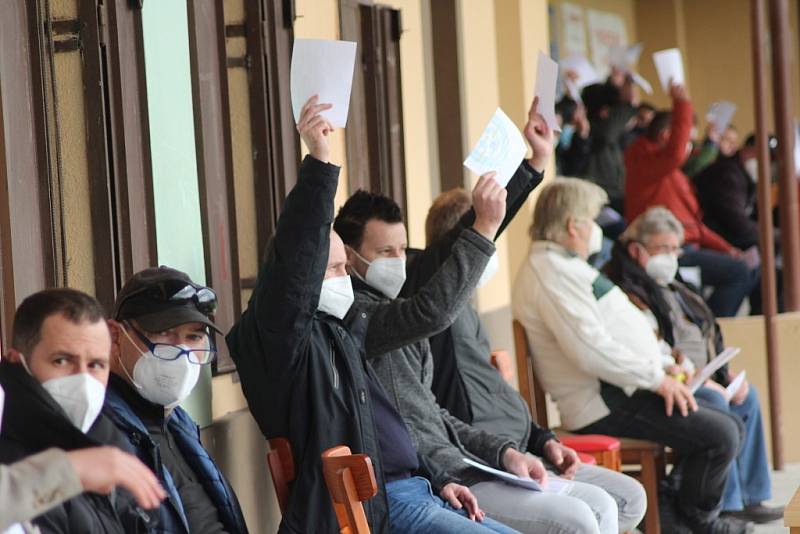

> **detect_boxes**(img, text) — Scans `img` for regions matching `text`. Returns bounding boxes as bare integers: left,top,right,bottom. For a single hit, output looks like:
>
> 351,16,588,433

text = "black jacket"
0,362,156,533
695,154,759,250
604,242,730,386
402,162,555,454
226,157,389,534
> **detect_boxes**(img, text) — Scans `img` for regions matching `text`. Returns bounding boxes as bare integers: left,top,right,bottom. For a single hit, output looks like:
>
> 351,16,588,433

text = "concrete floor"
752,463,800,534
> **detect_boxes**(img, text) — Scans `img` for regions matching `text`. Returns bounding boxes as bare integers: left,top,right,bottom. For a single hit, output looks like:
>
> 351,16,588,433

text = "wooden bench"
786,485,800,532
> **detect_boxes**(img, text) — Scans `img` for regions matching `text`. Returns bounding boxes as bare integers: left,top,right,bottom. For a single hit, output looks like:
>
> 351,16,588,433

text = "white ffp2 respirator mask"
41,373,106,433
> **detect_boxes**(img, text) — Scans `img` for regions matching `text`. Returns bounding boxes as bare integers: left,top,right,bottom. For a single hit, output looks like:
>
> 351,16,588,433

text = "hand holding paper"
290,39,357,128
464,108,528,187
653,48,686,92
524,97,555,172
296,96,334,163
707,101,737,133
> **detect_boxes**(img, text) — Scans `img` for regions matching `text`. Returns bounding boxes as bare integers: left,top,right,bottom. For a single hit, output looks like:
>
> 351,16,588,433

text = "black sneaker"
708,515,755,534
721,503,785,524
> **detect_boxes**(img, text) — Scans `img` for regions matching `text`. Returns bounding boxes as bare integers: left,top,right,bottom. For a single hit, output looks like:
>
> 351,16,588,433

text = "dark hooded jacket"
226,157,390,534
0,362,157,534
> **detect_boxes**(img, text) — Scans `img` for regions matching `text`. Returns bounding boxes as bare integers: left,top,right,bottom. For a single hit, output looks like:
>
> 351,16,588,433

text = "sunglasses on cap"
118,279,218,317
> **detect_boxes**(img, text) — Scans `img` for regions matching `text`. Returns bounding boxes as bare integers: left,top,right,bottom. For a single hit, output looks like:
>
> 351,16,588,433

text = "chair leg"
640,450,661,534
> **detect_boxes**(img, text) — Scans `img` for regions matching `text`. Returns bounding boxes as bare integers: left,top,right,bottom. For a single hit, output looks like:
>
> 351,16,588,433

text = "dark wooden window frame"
339,0,407,216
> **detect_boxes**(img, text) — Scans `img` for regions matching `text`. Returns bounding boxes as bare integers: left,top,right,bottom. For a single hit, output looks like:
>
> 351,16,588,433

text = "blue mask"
558,124,576,149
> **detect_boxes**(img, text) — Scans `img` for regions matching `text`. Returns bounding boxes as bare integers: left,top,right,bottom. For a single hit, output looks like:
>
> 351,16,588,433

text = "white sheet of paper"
560,55,601,91
290,39,357,128
689,347,741,393
653,48,685,92
707,101,737,132
631,72,653,95
726,370,747,397
609,43,642,70
535,51,561,133
463,108,527,187
463,458,571,494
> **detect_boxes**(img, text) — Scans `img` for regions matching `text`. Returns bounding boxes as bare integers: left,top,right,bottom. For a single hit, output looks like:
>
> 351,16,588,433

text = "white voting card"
463,458,571,494
290,39,357,128
689,347,741,393
707,101,737,132
560,55,601,91
726,370,747,398
653,48,685,92
609,43,642,70
463,108,527,187
631,72,654,95
535,51,561,133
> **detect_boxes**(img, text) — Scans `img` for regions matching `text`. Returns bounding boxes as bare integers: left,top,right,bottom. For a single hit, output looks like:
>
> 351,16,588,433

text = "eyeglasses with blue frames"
126,322,217,365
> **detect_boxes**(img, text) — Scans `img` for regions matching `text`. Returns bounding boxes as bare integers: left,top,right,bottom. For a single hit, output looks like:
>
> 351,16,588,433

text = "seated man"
624,82,756,317
0,288,165,533
335,99,634,534
605,206,782,525
512,178,751,534
412,186,646,533
104,266,248,534
227,97,517,534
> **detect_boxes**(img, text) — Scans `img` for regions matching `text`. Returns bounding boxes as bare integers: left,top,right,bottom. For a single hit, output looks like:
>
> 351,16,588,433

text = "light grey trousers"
469,460,647,534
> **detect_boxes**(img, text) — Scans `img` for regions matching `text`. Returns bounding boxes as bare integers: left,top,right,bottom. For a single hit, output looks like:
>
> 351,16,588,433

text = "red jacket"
624,99,732,252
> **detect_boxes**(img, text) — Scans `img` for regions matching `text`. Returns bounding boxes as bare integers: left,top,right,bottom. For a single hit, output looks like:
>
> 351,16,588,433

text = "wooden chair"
512,319,665,534
266,437,295,514
321,445,378,534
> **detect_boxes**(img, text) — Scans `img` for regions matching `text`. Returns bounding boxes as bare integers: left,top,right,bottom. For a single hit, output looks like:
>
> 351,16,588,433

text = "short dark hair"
638,102,656,113
646,111,673,141
555,97,578,125
581,83,620,119
11,289,106,355
333,190,404,249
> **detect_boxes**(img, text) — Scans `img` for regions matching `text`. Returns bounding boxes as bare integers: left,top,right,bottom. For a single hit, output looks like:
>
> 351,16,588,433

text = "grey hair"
529,177,608,242
620,206,685,245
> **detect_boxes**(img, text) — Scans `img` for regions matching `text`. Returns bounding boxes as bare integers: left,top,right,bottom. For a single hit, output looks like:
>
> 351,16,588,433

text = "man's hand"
573,103,591,138
523,97,554,172
502,448,548,485
542,439,580,479
440,483,486,521
67,447,166,510
706,122,721,144
669,82,689,102
296,95,334,163
471,173,507,241
656,376,698,417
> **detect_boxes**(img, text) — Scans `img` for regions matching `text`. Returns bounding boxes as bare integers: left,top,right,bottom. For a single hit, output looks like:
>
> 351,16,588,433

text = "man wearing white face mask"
513,179,750,534
103,267,248,534
606,207,780,526
0,288,166,533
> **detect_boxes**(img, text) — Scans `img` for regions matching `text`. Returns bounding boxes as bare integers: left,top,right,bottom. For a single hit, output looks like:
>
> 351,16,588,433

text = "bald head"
326,230,348,279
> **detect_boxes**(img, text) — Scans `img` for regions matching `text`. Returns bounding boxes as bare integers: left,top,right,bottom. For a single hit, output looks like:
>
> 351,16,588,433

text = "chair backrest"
321,445,377,534
267,437,295,513
512,319,550,428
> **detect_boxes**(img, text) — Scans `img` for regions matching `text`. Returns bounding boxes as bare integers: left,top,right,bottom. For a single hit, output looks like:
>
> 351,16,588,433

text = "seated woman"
604,206,782,525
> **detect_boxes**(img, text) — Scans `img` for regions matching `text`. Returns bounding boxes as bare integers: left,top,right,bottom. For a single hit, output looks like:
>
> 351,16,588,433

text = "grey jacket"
356,228,516,488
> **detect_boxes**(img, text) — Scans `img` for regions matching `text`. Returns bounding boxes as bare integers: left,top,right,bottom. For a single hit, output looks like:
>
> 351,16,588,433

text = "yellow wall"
719,313,800,464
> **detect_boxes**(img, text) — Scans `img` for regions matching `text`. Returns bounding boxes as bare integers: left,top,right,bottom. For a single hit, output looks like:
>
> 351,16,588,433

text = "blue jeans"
386,477,520,534
694,386,772,511
679,246,758,317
